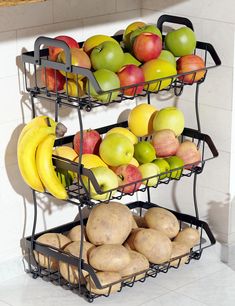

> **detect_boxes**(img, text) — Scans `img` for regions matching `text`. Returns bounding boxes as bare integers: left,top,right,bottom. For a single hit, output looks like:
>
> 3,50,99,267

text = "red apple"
73,129,102,155
176,140,201,169
152,129,180,157
177,54,206,84
114,164,142,193
117,64,145,96
41,67,65,92
49,35,79,62
133,32,162,62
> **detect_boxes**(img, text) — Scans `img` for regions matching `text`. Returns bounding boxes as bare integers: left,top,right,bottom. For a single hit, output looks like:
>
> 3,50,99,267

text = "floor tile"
0,274,169,306
175,267,235,306
148,248,227,291
140,291,207,306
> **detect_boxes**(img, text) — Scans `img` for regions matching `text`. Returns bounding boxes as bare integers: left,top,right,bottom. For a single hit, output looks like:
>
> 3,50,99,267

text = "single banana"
18,116,57,145
36,134,68,200
17,126,56,192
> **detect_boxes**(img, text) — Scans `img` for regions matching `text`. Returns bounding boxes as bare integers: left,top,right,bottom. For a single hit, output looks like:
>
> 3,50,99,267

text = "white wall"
141,0,235,261
0,0,141,282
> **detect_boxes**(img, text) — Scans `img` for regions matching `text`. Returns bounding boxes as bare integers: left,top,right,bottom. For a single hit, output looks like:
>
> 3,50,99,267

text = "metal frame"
20,14,221,302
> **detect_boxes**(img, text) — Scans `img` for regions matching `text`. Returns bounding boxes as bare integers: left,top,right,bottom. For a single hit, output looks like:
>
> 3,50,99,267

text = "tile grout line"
140,7,235,26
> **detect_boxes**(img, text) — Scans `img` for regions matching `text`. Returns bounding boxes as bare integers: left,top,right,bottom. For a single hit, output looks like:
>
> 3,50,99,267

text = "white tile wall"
116,0,141,12
142,0,235,24
83,10,141,38
0,31,17,78
52,0,116,23
0,0,53,32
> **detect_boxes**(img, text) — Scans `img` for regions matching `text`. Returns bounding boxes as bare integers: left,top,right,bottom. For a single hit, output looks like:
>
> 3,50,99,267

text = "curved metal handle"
157,14,194,32
34,36,72,71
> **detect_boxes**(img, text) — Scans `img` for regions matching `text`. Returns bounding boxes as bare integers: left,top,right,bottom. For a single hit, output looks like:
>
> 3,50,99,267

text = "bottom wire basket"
23,201,216,302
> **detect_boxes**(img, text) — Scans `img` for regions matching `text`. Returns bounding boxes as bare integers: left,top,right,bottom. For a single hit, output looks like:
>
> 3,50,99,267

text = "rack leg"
30,93,36,118
30,190,39,267
195,82,201,133
193,173,199,219
193,82,201,219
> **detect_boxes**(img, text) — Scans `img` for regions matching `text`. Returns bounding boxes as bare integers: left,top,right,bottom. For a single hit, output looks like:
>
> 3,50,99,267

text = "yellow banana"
17,126,56,192
18,116,57,145
36,134,68,200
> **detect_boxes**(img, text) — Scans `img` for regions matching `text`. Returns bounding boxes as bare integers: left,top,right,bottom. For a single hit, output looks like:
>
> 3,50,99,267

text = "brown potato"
34,233,71,270
131,216,138,229
59,241,95,285
174,227,200,248
86,271,121,295
67,225,87,242
86,202,133,245
119,250,149,281
134,228,172,264
124,228,145,251
170,241,190,267
144,207,180,239
89,244,130,272
133,214,147,228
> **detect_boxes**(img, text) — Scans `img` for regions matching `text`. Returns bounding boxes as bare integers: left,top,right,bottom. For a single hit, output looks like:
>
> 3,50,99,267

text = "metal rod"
30,93,36,118
195,83,201,132
193,173,199,219
30,190,38,267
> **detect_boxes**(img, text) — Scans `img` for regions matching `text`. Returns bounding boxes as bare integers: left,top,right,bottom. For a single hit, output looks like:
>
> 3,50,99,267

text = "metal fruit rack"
21,14,221,302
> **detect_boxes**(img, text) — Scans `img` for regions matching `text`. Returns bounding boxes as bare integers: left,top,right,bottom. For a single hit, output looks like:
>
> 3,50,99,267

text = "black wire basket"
21,15,221,113
24,201,216,303
49,120,218,206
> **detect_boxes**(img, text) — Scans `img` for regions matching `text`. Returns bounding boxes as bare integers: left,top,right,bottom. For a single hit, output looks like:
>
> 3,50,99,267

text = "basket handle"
34,36,72,71
157,14,194,32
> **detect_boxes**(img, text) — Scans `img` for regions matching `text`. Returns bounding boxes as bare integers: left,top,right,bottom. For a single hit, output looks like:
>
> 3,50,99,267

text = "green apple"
122,52,141,66
57,169,74,187
99,133,134,167
165,156,184,179
152,158,170,180
158,50,176,67
82,166,119,201
90,41,124,72
134,141,156,164
165,27,196,57
130,24,162,47
86,69,120,103
153,107,185,137
139,163,160,186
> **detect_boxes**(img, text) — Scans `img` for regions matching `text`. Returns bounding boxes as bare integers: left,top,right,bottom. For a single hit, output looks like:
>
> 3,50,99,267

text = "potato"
174,227,200,248
124,228,144,251
134,228,172,264
131,216,138,229
86,202,133,245
34,233,71,270
67,225,87,242
59,241,95,284
86,271,121,295
119,250,149,281
133,214,147,228
89,244,130,272
144,207,180,239
170,241,190,267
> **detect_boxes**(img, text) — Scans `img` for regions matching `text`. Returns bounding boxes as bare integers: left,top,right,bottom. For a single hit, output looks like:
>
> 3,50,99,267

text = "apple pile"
69,103,201,201
41,21,206,101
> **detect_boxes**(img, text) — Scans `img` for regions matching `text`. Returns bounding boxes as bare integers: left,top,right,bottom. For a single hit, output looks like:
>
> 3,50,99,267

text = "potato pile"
34,202,200,295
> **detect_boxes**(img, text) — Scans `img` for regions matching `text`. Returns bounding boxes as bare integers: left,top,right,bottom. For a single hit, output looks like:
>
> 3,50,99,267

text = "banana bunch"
17,116,68,200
